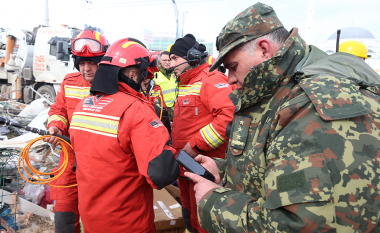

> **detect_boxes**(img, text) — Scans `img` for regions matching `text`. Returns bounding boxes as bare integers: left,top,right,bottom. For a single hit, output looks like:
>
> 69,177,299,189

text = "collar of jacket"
118,82,149,102
178,63,210,85
231,28,309,112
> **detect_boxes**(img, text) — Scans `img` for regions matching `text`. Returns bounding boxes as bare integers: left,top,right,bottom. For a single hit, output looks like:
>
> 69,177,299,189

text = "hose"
18,135,77,188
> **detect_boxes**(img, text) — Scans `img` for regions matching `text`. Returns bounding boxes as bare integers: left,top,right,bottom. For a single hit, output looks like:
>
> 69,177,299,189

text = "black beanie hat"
170,34,197,58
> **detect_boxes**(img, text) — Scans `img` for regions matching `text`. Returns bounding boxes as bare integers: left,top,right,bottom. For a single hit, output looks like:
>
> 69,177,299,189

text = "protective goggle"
72,38,102,52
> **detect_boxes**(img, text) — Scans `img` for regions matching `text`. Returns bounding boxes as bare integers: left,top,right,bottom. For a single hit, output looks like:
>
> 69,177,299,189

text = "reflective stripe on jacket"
69,82,179,233
48,72,91,135
153,71,177,107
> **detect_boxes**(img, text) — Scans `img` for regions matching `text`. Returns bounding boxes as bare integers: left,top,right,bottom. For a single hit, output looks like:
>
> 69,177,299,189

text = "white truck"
0,25,81,103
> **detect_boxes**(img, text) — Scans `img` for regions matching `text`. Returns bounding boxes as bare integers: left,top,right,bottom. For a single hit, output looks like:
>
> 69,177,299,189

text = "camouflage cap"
210,2,284,72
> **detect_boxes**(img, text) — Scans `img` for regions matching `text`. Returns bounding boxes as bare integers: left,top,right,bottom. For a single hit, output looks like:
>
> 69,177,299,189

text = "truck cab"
0,25,81,103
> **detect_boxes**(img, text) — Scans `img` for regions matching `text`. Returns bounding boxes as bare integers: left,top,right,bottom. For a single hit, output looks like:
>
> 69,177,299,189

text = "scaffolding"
0,148,21,232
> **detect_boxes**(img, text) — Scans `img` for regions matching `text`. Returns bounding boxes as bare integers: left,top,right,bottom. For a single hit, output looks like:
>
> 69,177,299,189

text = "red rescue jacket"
172,63,235,158
48,72,91,135
69,82,180,233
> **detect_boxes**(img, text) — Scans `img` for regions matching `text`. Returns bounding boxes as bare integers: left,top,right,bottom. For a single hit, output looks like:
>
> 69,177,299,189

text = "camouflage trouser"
178,178,207,233
167,107,174,121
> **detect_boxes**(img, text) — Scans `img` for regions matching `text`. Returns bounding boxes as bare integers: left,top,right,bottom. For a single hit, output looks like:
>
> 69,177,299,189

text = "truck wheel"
35,85,56,103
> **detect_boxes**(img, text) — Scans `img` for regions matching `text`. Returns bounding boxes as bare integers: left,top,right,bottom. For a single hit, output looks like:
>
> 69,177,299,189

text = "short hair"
161,51,170,56
239,27,290,56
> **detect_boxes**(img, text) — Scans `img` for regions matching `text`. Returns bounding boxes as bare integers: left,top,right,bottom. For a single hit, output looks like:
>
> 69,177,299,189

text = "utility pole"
172,0,179,39
181,11,189,37
44,0,49,25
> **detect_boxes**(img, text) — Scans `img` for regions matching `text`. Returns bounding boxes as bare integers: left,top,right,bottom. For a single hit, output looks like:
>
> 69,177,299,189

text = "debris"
18,99,48,118
18,214,54,233
1,215,16,233
0,98,56,232
21,183,45,205
0,189,54,220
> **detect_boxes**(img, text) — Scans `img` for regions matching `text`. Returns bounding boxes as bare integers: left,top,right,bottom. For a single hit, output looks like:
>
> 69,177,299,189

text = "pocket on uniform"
229,115,252,156
265,154,333,209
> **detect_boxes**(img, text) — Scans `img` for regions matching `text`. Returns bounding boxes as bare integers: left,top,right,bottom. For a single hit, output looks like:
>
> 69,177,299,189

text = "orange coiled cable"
18,135,77,188
158,95,164,120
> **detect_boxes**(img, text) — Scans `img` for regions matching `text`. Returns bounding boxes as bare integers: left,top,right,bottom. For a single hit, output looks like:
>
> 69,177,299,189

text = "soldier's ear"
257,38,273,59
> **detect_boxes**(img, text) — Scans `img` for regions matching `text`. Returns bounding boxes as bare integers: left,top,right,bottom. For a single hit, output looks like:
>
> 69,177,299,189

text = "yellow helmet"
167,44,173,52
339,41,369,59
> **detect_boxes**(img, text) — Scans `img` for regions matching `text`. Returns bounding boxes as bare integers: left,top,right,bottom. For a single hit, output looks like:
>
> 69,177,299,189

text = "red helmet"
72,27,108,57
90,38,159,95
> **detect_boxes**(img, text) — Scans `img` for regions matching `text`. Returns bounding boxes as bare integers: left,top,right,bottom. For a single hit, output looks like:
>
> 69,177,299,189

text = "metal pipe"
45,0,49,25
5,36,14,64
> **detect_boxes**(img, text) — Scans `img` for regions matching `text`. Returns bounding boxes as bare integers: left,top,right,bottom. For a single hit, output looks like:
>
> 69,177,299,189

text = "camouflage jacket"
198,28,380,232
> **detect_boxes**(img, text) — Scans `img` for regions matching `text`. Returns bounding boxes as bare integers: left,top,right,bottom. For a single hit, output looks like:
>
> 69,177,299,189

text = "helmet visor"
73,38,101,52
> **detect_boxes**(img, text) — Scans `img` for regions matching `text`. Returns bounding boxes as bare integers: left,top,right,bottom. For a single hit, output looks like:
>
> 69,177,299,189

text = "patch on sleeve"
277,170,306,193
215,83,229,88
150,119,164,128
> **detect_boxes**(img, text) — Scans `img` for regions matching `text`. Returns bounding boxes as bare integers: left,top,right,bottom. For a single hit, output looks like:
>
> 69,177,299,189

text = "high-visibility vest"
153,71,177,108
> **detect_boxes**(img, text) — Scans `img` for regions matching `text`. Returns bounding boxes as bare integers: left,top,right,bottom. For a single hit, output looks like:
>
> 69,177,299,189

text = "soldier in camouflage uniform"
184,2,380,232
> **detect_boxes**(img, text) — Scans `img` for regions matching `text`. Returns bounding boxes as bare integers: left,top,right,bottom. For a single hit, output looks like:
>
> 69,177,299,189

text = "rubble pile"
0,99,57,232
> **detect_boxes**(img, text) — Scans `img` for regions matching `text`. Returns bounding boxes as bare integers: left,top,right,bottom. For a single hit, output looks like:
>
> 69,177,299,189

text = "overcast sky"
4,0,380,49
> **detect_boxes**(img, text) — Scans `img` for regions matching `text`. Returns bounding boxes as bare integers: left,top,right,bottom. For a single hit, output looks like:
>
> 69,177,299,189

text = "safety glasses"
72,38,102,52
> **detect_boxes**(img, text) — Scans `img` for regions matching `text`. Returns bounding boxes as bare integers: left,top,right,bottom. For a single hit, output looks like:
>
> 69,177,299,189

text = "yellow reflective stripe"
73,111,120,120
200,123,225,148
70,126,117,138
178,84,202,96
122,41,140,49
76,32,83,39
65,85,90,90
150,92,161,97
48,115,68,127
200,129,215,149
71,115,119,136
208,56,213,65
95,32,100,41
209,123,226,144
64,86,90,99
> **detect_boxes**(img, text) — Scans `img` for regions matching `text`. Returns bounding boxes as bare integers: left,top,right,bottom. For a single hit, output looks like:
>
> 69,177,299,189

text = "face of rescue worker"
223,39,275,90
169,54,188,77
160,54,171,70
79,61,98,83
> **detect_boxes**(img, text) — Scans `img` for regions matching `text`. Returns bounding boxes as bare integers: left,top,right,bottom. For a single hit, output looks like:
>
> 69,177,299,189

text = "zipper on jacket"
195,107,198,116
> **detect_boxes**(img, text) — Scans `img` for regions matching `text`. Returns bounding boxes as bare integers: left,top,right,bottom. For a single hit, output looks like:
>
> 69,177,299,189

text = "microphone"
167,59,199,74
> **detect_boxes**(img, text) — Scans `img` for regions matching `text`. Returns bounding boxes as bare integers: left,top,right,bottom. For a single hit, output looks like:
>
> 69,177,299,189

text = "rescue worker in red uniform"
44,27,108,233
69,38,180,233
169,34,235,233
